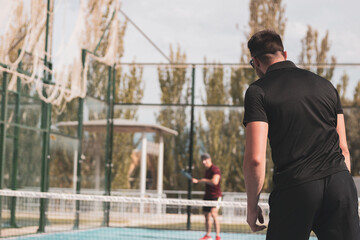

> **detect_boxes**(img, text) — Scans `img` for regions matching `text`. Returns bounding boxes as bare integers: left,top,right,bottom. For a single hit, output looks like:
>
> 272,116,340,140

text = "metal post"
38,0,52,232
0,71,8,236
38,89,51,233
103,65,114,226
0,72,8,186
74,50,86,229
10,63,22,228
73,98,84,229
186,65,196,230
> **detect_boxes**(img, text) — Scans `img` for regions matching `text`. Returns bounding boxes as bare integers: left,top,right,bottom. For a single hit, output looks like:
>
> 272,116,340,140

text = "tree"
156,45,193,190
297,25,360,176
248,0,286,37
111,64,144,189
298,26,336,80
336,72,349,104
340,76,360,176
228,0,287,192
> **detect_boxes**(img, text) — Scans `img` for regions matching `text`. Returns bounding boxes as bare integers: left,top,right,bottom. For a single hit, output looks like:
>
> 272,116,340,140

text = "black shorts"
203,197,221,213
266,171,360,240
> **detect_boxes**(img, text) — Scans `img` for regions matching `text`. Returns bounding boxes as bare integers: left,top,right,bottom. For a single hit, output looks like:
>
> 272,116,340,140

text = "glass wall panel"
80,96,108,193
3,137,14,189
51,98,80,138
112,105,191,196
19,96,42,128
49,134,79,191
15,128,42,190
86,55,110,101
192,106,248,193
115,65,194,105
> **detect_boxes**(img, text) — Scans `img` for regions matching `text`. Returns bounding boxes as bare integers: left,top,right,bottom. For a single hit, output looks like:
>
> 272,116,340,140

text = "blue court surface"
8,227,318,240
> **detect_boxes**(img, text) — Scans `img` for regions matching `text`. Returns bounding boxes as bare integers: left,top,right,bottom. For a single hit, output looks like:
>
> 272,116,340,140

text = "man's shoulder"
246,81,265,95
211,164,221,174
294,67,335,89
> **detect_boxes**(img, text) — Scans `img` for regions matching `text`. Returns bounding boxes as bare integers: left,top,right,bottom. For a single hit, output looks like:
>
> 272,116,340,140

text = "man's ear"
253,57,261,68
283,51,287,60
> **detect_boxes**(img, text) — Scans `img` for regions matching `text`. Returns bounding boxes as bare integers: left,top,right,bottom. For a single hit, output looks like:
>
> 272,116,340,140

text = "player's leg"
210,207,220,238
266,179,324,240
313,171,360,240
205,211,212,235
201,206,212,239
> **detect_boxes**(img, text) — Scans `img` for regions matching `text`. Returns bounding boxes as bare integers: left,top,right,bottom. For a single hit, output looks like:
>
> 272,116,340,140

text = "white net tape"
0,190,264,208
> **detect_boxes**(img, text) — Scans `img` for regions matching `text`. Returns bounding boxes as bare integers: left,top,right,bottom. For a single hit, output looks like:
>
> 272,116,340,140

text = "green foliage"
248,0,286,37
227,0,287,192
298,26,360,176
354,81,360,106
336,72,349,104
298,26,336,80
156,45,194,190
112,65,144,189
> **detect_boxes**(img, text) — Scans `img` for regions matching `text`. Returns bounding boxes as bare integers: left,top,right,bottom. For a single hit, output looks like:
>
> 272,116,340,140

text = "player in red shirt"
192,153,222,240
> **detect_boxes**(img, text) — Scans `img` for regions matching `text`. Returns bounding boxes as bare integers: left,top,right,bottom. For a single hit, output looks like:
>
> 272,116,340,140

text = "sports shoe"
215,236,221,240
199,235,212,240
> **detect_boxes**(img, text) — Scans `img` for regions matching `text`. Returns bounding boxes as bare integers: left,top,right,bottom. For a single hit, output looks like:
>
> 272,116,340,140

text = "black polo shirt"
243,60,348,190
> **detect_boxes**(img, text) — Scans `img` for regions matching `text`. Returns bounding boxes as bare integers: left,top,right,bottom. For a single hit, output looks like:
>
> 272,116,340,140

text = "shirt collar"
266,60,297,74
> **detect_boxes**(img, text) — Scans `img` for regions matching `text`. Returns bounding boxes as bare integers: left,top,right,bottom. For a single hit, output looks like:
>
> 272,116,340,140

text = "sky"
0,0,359,102
119,0,360,64
119,0,360,102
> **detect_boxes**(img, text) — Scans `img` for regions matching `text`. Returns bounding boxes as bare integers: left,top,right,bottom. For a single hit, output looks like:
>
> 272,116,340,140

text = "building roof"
56,118,178,136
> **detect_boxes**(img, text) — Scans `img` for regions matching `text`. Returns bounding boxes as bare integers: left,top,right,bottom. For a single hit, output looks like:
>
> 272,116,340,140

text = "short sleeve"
243,84,268,127
335,88,343,114
212,165,221,175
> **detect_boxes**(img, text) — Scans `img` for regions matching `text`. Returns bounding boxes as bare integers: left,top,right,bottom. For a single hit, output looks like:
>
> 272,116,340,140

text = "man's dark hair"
201,153,211,160
248,30,284,57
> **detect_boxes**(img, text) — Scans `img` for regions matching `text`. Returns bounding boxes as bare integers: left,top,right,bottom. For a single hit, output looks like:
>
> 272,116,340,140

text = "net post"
187,65,196,230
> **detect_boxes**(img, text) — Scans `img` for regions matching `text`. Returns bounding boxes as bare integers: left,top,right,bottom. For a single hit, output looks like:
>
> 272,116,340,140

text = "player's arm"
195,174,220,186
336,113,351,171
243,121,268,232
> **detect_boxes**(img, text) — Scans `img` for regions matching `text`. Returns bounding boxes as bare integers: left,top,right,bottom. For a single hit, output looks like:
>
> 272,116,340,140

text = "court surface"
8,227,318,240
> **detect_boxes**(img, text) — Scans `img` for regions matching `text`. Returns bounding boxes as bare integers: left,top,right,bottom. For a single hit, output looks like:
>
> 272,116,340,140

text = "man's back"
244,30,359,239
244,61,348,190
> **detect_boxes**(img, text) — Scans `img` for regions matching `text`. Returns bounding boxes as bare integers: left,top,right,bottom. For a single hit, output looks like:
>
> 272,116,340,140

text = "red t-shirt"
204,164,222,199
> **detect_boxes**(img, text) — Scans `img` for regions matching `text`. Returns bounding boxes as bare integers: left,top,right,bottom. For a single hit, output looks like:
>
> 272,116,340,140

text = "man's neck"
263,58,286,74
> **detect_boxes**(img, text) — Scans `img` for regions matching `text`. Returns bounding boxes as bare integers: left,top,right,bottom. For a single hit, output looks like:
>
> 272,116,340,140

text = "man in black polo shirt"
243,30,360,240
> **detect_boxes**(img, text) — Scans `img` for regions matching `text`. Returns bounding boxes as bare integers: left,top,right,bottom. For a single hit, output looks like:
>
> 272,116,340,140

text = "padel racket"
180,169,192,180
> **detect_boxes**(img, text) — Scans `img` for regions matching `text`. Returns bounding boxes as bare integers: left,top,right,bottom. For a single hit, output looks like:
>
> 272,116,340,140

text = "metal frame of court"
2,56,360,233
1,0,360,236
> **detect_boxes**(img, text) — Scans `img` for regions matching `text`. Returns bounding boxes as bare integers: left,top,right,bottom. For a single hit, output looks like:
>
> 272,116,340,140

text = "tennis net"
0,190,269,239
